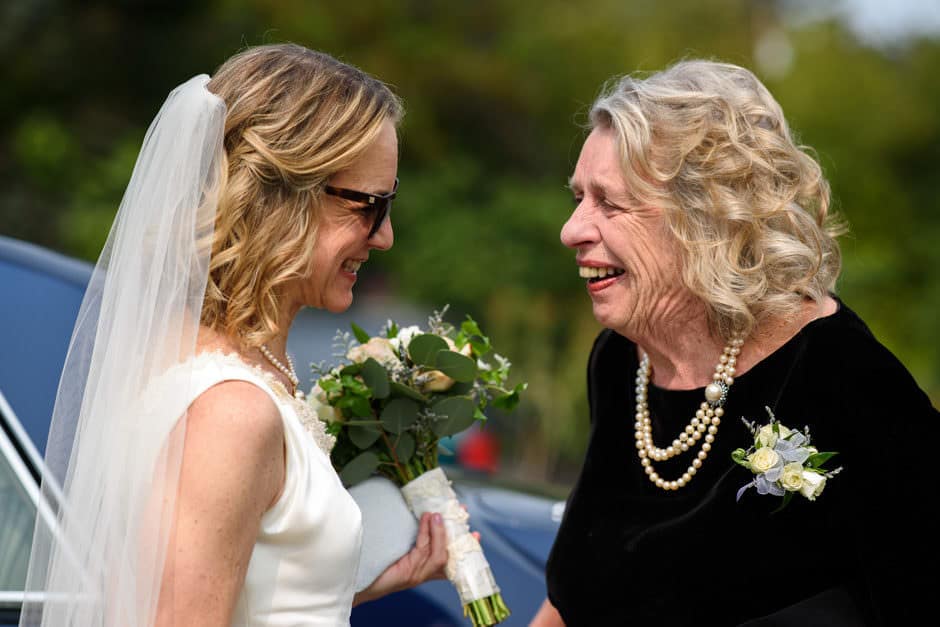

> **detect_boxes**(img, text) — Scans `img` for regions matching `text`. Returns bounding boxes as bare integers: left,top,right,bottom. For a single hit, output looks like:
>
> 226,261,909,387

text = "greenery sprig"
310,307,526,487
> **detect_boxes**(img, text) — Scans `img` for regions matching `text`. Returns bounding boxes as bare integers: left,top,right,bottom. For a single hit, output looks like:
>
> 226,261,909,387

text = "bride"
22,43,447,626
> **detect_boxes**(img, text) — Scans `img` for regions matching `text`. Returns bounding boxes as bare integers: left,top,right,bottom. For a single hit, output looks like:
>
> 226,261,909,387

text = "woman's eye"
572,196,583,206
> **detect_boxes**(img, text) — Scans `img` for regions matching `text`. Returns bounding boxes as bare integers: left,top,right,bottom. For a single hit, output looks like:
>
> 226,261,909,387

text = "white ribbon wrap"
400,467,500,604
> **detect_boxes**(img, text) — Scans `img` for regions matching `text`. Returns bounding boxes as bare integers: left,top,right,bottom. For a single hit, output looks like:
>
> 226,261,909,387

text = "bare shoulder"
183,380,286,509
188,379,283,436
161,379,286,623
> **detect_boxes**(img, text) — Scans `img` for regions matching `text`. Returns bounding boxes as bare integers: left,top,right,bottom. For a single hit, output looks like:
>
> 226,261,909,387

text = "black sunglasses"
323,178,398,238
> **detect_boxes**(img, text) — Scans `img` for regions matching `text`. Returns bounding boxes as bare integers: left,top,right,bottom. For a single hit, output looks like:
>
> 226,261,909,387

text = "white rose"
310,382,329,405
420,369,455,393
757,423,792,448
748,446,780,473
799,471,827,501
780,463,804,491
347,337,400,368
396,325,424,350
308,388,342,423
315,402,341,423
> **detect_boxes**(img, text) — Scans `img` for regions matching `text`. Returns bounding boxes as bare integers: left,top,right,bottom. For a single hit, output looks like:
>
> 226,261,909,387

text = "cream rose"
420,369,455,393
308,386,342,423
799,470,827,501
442,336,474,357
747,446,780,473
757,423,792,447
780,462,805,491
347,337,400,369
310,382,329,405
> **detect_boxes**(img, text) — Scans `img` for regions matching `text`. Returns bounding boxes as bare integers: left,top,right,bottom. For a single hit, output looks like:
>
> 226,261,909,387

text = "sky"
832,0,940,46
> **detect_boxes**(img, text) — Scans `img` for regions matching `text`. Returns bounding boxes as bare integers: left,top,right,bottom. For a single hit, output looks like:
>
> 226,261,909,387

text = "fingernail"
433,513,443,525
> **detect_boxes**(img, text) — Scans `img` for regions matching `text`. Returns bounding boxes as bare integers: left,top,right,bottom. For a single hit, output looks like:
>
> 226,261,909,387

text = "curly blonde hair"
591,59,844,339
202,44,402,347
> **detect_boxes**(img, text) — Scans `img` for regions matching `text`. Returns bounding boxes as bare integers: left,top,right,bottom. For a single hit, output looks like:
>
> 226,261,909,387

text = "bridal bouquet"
310,307,525,626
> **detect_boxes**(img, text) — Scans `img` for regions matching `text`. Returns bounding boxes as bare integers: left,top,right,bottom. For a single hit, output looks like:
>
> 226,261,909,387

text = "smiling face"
561,126,695,338
292,120,399,314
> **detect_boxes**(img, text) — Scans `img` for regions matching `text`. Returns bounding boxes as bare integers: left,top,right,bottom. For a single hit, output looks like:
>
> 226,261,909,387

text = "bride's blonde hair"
202,44,402,346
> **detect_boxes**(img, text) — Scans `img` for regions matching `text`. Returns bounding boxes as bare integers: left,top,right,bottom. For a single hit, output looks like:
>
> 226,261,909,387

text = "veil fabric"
21,75,227,626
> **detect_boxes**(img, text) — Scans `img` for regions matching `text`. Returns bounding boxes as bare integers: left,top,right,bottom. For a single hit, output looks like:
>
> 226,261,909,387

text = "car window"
0,427,36,592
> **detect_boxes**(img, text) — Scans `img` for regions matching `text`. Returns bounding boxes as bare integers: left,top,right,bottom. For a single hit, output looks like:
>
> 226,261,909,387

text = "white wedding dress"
171,351,363,626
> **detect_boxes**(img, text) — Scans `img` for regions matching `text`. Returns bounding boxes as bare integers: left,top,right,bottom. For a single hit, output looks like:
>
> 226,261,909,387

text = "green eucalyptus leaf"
394,432,416,464
340,363,363,377
492,382,527,411
460,317,484,338
348,396,373,418
381,398,420,434
408,334,448,366
360,358,390,399
339,451,380,487
350,322,371,344
349,424,382,449
335,396,357,412
431,396,476,437
435,350,477,382
339,374,370,397
449,381,473,395
318,377,342,395
389,381,429,403
807,451,838,468
456,318,489,357
468,337,490,356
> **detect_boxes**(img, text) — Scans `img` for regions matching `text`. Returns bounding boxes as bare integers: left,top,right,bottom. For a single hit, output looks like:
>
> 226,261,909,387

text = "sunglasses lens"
369,200,391,238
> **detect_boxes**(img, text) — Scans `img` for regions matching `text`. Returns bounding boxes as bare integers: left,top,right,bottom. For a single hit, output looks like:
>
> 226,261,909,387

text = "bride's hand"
352,511,449,605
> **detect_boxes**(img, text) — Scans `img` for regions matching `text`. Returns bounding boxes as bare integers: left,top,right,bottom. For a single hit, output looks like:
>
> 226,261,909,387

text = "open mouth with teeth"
579,265,625,284
342,259,363,274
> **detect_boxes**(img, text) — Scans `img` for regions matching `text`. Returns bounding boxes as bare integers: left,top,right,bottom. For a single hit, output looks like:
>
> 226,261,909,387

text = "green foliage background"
2,0,937,488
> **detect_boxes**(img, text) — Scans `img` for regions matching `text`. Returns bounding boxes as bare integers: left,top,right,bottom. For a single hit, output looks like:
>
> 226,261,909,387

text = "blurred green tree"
1,0,937,487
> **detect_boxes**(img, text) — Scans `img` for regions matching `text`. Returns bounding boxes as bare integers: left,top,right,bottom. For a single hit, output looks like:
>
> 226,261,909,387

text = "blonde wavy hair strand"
200,44,403,347
591,59,845,340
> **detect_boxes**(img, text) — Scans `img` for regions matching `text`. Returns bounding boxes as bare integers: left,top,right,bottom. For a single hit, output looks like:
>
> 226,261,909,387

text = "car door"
0,390,49,626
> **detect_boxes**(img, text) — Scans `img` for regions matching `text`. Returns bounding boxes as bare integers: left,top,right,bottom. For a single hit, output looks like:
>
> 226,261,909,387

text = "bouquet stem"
466,593,511,626
401,467,510,626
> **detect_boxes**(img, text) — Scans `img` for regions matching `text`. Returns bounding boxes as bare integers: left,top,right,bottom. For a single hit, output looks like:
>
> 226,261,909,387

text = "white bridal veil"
20,75,226,626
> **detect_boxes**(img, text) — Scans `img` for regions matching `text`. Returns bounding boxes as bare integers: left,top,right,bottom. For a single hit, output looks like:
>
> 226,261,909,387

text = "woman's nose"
560,202,597,250
369,216,394,250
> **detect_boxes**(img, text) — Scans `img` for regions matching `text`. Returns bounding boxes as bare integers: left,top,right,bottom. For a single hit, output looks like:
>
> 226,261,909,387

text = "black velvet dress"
546,299,938,626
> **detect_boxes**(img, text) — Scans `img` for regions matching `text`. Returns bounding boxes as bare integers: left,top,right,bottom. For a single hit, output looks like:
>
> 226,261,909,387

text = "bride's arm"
155,381,286,627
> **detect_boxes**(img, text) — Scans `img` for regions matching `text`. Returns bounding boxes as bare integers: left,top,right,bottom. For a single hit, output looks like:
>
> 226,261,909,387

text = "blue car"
0,235,561,626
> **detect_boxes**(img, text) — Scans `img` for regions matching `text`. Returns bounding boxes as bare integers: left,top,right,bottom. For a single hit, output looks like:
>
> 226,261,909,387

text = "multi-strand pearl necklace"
634,336,743,491
259,344,306,401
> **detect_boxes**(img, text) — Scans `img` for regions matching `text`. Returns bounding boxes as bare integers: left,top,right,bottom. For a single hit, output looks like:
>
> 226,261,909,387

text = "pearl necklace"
634,336,743,491
259,344,305,401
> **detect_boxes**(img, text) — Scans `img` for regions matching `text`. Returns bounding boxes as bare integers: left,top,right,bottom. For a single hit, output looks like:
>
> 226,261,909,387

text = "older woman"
23,45,446,627
532,60,937,626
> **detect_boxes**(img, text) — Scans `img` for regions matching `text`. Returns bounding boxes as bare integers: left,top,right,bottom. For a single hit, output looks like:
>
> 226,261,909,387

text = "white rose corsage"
732,407,842,511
